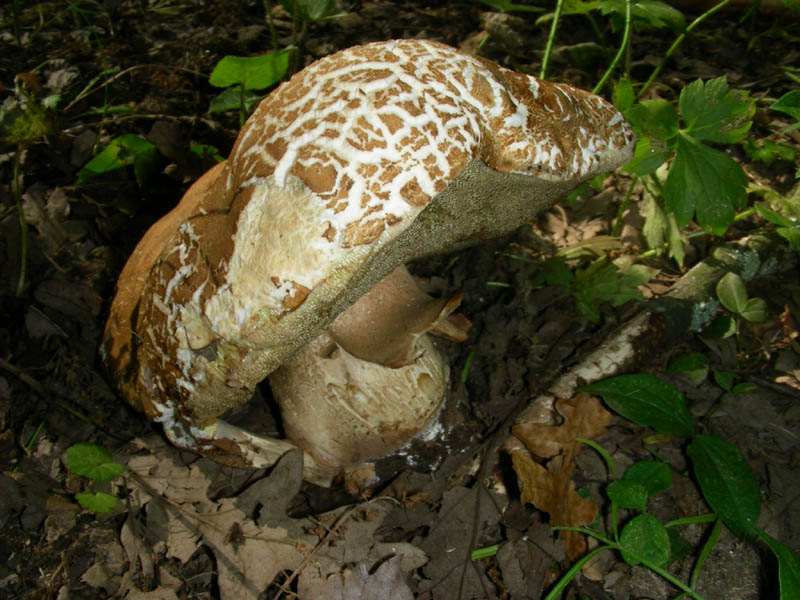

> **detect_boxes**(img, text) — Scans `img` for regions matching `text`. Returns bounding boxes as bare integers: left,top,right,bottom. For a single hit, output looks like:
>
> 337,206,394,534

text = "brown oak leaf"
509,393,611,559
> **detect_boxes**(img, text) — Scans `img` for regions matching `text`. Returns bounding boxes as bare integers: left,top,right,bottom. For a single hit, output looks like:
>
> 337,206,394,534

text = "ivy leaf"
680,77,754,144
663,133,747,234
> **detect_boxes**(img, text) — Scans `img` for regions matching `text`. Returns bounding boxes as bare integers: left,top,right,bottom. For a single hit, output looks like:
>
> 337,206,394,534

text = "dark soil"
1,1,799,599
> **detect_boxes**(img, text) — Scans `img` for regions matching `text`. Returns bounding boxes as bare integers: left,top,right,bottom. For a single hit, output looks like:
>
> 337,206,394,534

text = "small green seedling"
65,442,126,514
77,134,158,187
208,49,292,124
536,373,800,600
533,255,653,323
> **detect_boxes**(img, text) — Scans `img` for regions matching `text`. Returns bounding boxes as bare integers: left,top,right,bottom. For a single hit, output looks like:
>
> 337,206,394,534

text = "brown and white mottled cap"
102,39,635,470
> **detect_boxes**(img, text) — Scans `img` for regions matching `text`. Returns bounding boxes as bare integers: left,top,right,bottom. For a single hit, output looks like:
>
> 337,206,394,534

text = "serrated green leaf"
607,480,649,510
620,514,671,567
76,491,118,514
757,530,800,600
66,443,125,481
579,374,694,437
598,0,685,31
663,133,747,234
624,136,672,175
680,77,754,143
716,272,748,314
625,99,680,141
209,50,291,90
623,461,672,497
687,435,761,539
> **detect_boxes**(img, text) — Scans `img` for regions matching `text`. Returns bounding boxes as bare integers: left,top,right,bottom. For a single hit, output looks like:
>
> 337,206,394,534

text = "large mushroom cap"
102,39,635,473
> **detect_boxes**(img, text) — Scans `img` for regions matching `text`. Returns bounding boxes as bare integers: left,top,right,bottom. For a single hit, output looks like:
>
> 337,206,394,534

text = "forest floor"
1,1,799,599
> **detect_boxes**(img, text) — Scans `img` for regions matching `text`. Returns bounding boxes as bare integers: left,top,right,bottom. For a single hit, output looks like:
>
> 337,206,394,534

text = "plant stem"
637,0,734,99
13,145,27,297
612,176,637,237
592,0,632,95
262,0,279,51
540,0,565,80
552,527,708,600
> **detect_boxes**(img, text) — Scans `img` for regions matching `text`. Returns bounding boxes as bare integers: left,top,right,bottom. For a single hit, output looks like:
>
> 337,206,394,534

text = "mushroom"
102,39,635,487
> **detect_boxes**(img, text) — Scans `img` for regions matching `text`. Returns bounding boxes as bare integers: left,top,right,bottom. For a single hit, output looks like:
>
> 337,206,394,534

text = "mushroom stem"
270,265,469,482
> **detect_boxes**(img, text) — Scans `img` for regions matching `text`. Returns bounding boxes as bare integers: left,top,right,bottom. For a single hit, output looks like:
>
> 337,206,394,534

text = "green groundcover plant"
530,372,800,600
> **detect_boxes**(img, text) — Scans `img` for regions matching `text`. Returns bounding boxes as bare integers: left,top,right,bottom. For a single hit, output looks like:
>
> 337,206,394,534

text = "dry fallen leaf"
509,393,611,559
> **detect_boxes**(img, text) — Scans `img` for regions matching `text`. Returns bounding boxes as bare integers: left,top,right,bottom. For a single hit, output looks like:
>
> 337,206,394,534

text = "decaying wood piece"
514,231,797,425
102,39,635,485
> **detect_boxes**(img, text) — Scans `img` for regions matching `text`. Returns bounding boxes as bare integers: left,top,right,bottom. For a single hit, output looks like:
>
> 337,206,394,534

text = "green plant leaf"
66,443,125,481
623,136,671,175
624,98,679,141
666,528,693,563
77,134,158,187
663,133,747,235
731,382,757,394
607,480,649,510
189,144,225,164
579,374,694,437
704,314,737,339
278,0,347,21
713,370,737,391
209,50,291,90
680,77,754,144
757,530,800,599
716,271,749,314
623,460,672,497
614,77,635,112
598,0,685,31
740,298,768,323
667,351,709,384
687,435,761,539
208,87,265,115
620,513,671,567
75,491,118,514
771,90,800,132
